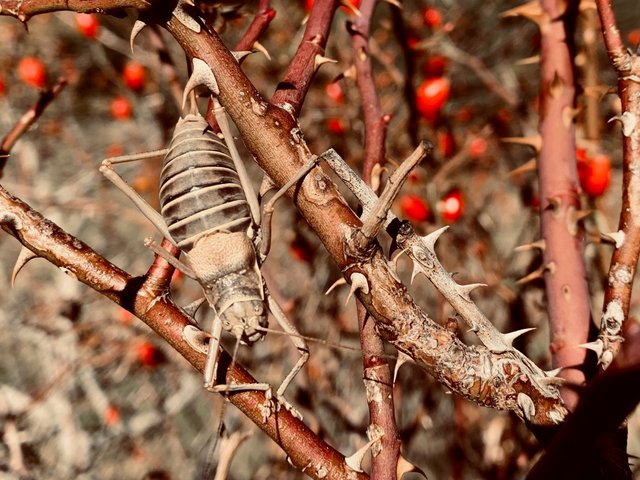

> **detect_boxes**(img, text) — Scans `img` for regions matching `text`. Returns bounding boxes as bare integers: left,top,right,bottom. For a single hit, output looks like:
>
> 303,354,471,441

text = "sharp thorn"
601,230,625,248
515,55,540,66
502,327,535,346
325,277,347,295
182,58,219,110
314,54,338,71
577,339,604,356
455,282,487,302
506,158,537,177
182,297,207,318
11,246,38,287
383,0,402,7
252,41,271,60
340,0,361,16
345,431,383,473
516,263,547,284
397,454,428,479
420,226,449,251
410,263,423,285
345,272,369,305
501,135,542,152
129,19,147,53
514,239,545,252
232,50,252,63
182,325,211,355
393,351,412,384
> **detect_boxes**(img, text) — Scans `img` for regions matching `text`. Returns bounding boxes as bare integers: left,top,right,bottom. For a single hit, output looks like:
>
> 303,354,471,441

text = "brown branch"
160,15,569,427
0,78,67,177
0,185,367,480
536,0,589,408
594,0,640,368
270,0,339,114
0,0,148,21
350,1,399,477
234,0,275,52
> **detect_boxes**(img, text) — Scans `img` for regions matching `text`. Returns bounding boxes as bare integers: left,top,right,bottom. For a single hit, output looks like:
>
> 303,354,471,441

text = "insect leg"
266,289,309,415
259,155,320,258
212,98,262,226
203,312,224,390
99,155,175,246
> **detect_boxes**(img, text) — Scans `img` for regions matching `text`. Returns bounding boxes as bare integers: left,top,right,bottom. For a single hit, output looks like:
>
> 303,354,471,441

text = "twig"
270,0,339,114
0,78,67,177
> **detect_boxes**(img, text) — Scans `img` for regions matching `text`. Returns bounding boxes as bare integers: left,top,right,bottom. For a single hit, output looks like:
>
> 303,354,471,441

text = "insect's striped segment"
159,114,252,251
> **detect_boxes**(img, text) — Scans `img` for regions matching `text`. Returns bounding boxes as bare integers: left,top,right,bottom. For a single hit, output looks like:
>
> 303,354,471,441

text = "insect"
100,81,309,420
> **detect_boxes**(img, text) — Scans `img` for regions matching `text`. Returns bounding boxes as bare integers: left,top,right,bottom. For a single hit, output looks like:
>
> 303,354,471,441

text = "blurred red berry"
117,308,135,325
399,194,430,222
76,13,100,38
327,118,345,135
416,77,450,122
325,82,344,103
407,37,421,50
422,55,447,78
103,405,120,426
437,129,455,158
122,61,146,91
468,137,487,158
422,7,442,28
136,340,164,368
17,56,46,88
628,29,640,46
0,75,5,96
454,106,474,123
110,96,132,120
439,190,464,223
578,152,611,197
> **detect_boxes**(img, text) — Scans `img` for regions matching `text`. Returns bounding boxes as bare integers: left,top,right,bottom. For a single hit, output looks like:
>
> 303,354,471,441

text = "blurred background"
0,0,639,478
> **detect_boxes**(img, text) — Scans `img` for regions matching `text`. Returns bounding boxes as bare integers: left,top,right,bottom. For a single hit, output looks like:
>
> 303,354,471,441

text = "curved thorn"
182,58,219,109
397,454,428,479
232,51,252,63
252,41,271,60
455,282,487,302
601,230,625,248
502,327,535,346
325,277,347,295
577,339,604,357
11,246,38,287
345,272,369,305
129,19,147,53
314,54,338,71
514,239,545,252
420,226,449,252
501,135,542,152
410,263,423,285
393,351,412,384
345,431,383,473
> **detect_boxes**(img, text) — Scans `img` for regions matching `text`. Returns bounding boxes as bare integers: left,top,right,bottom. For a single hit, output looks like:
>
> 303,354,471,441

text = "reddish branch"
0,78,67,177
594,0,640,368
270,0,339,113
537,0,589,408
350,1,400,477
234,0,275,52
0,186,367,480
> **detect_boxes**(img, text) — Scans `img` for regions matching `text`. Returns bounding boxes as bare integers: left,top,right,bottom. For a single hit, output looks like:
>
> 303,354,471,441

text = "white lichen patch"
602,299,624,336
621,111,637,137
610,264,633,285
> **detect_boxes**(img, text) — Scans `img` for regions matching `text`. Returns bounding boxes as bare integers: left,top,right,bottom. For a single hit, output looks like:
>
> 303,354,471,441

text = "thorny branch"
594,0,640,369
0,186,368,480
350,1,400,477
0,0,569,429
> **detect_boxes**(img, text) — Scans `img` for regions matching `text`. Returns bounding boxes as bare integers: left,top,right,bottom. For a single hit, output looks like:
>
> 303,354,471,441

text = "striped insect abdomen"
159,114,252,252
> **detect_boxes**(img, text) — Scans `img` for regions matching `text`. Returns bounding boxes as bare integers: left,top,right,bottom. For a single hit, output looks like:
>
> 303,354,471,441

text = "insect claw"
129,18,147,53
11,246,38,287
182,58,219,109
182,325,211,355
325,277,347,295
345,272,369,305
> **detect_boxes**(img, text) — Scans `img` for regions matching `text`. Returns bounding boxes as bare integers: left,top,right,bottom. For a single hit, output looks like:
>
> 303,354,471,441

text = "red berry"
399,194,430,223
628,28,640,46
117,308,135,325
578,152,611,197
468,137,487,158
437,129,455,158
416,77,450,122
76,13,100,39
0,75,5,96
110,96,133,120
17,57,46,88
325,82,344,103
103,405,120,426
327,118,345,135
422,55,447,78
439,190,464,223
122,61,146,91
136,340,164,368
422,7,442,29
